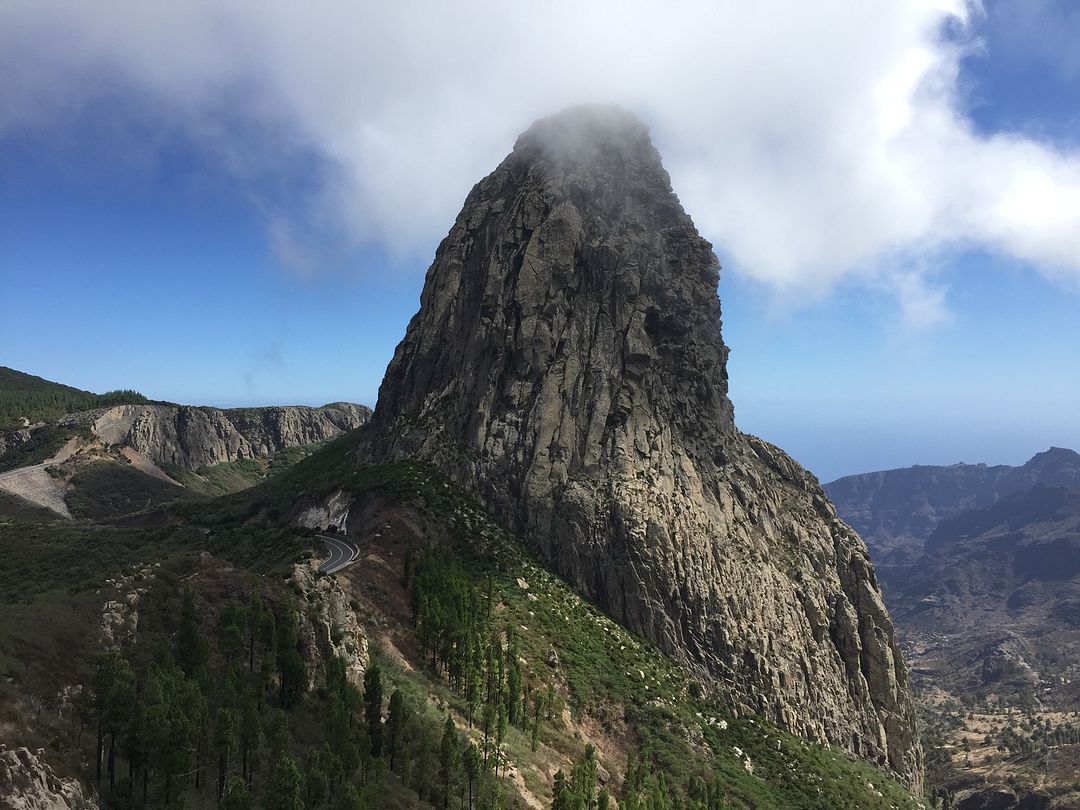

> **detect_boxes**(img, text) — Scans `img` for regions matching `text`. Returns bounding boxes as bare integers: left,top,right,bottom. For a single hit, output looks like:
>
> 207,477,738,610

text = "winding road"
317,533,359,575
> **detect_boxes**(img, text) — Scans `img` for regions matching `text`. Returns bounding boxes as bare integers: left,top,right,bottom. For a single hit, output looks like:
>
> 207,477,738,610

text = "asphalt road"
317,534,359,575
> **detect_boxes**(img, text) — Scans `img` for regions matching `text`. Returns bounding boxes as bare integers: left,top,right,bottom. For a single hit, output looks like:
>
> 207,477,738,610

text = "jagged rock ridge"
89,402,371,470
365,105,922,786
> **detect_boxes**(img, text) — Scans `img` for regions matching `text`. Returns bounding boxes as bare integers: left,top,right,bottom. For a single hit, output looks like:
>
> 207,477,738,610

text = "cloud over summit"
4,0,1079,312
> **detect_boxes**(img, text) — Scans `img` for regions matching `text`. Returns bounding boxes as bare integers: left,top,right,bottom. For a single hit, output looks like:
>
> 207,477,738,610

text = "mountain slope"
0,365,147,430
0,370,371,520
364,105,921,786
0,427,930,809
826,448,1080,565
828,454,1080,807
891,486,1080,700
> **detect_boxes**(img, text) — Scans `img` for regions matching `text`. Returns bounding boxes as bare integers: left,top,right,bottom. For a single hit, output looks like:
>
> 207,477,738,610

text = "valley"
829,453,1080,808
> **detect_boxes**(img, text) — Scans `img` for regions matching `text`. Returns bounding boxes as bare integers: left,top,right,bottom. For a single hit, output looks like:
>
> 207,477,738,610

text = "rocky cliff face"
0,427,33,457
89,402,370,470
0,746,98,810
364,106,922,786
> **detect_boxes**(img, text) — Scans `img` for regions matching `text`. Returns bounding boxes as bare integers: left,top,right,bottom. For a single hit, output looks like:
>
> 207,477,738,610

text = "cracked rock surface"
0,746,97,810
365,105,922,787
90,402,370,471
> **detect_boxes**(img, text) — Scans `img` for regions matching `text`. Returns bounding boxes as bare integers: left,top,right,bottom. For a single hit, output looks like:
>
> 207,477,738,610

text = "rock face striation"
89,402,370,470
365,106,922,786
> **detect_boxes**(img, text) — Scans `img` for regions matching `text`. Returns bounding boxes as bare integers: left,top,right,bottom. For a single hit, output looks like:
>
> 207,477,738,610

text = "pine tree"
214,707,239,798
494,701,508,779
92,652,134,792
506,629,523,728
304,748,330,808
567,744,598,810
363,663,384,758
276,603,306,708
386,689,406,773
142,664,197,804
335,783,368,810
439,716,461,810
221,774,252,810
464,743,481,810
266,709,291,757
176,588,208,677
266,752,305,810
531,692,544,752
239,687,261,784
552,770,569,810
218,603,246,669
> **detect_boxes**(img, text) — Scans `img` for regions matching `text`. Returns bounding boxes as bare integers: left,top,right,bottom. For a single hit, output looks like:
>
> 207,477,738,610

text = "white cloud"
893,270,952,331
3,0,1080,307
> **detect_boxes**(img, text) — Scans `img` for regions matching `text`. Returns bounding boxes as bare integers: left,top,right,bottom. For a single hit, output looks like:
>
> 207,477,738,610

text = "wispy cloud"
3,0,1080,316
893,270,952,331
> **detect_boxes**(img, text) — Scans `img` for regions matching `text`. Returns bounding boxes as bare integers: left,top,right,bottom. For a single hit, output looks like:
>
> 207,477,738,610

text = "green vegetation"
0,365,148,430
0,517,310,607
395,488,923,809
67,462,184,520
177,430,922,808
79,574,517,809
168,441,328,499
0,490,60,522
0,428,927,808
0,422,91,473
168,459,271,498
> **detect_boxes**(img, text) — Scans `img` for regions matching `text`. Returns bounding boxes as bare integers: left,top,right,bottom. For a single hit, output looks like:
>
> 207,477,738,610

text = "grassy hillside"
0,490,63,522
66,462,186,520
0,365,147,429
167,441,330,499
0,428,928,808
176,429,927,809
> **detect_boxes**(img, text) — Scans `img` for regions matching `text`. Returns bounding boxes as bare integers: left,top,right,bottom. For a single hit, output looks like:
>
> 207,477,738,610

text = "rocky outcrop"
0,746,97,810
0,427,35,457
290,560,369,688
295,489,354,532
90,402,370,471
364,106,922,786
99,563,157,649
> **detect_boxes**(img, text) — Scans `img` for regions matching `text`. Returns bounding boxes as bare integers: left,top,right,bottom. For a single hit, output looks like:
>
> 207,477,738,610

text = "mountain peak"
366,109,921,786
1027,446,1080,465
513,103,651,158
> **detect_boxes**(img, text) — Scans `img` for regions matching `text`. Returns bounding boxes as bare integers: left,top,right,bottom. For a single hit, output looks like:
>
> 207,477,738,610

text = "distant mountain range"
825,448,1080,699
828,450,1080,806
826,447,1080,565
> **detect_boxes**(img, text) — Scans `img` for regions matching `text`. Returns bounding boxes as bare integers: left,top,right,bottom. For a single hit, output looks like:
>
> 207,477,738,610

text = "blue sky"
2,1,1079,482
